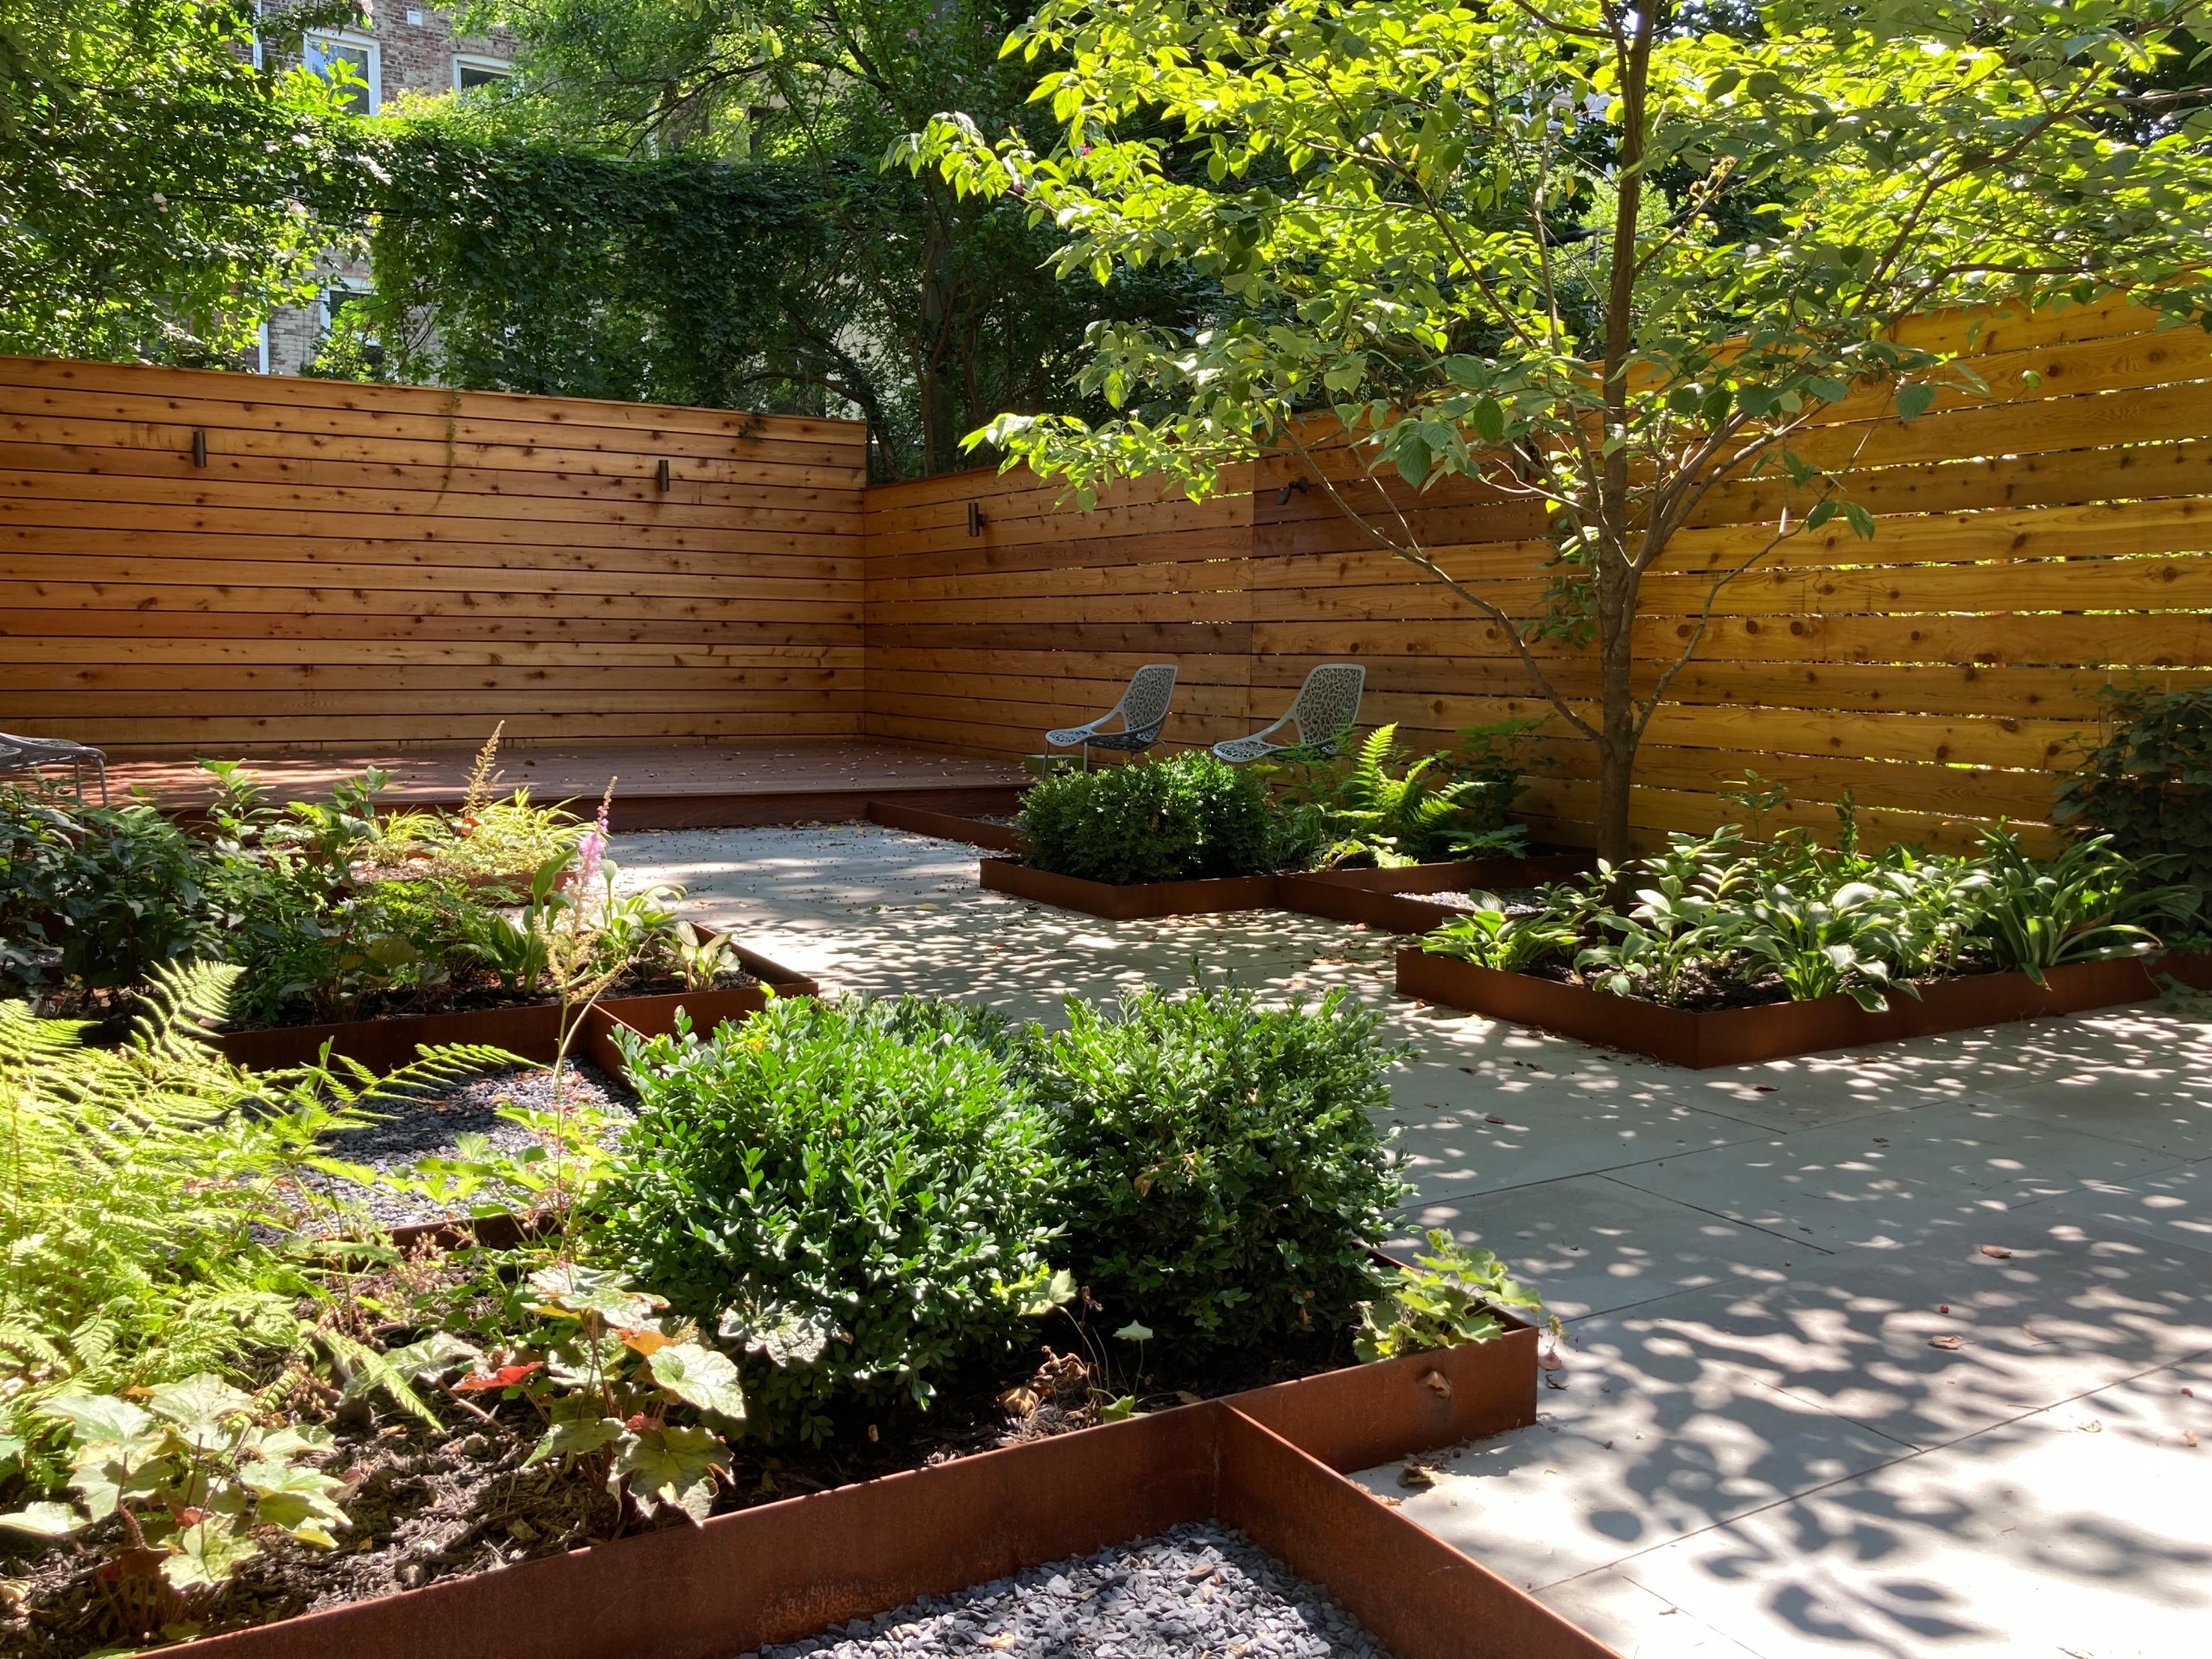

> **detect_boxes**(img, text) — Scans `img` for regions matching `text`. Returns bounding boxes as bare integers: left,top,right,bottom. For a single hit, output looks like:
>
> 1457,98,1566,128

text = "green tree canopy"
345,0,1211,474
0,0,365,362
909,0,2212,856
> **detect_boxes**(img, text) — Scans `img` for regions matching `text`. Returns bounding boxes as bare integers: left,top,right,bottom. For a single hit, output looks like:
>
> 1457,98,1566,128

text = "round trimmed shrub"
1015,751,1274,884
599,996,1062,1445
1031,986,1410,1350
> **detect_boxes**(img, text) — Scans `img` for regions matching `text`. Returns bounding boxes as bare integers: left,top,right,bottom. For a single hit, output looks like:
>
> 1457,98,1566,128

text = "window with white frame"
453,53,511,91
304,31,380,114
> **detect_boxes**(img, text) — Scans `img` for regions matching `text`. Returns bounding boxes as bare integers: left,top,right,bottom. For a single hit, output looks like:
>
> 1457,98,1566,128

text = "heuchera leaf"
614,1425,728,1524
453,1361,543,1393
647,1344,748,1423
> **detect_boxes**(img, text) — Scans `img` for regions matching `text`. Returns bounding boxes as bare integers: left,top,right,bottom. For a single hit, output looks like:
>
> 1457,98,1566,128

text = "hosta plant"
1423,902,1582,973
0,1376,350,1642
1356,1232,1542,1363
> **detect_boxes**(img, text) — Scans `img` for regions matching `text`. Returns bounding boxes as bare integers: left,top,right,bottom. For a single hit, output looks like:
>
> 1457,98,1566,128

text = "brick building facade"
259,3,517,376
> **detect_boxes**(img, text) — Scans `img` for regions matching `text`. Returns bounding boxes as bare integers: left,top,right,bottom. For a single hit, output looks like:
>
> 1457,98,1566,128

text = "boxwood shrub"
1028,986,1410,1351
598,996,1062,1446
1016,751,1274,884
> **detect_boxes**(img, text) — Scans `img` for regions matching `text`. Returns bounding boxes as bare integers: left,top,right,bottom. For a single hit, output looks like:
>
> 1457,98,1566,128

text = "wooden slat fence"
10,291,2212,854
865,297,2212,852
0,359,867,752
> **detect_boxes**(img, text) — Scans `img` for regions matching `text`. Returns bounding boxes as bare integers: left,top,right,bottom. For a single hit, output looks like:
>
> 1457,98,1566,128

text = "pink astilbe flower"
573,783,613,891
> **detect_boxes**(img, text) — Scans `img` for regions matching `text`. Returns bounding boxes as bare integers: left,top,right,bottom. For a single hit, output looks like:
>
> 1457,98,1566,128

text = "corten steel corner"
1397,948,2202,1068
177,1325,1616,1659
213,937,817,1075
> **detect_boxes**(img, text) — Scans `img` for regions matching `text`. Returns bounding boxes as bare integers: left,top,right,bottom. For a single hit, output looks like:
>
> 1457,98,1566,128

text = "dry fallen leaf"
1979,1244,2014,1260
1539,1351,1564,1371
1420,1370,1453,1398
2078,1419,2102,1433
2185,1430,2199,1447
1929,1335,1966,1351
1751,1085,1777,1094
1486,1113,1509,1125
1397,1463,1436,1490
1377,1494,1404,1508
986,1633,1018,1650
1543,1371,1569,1390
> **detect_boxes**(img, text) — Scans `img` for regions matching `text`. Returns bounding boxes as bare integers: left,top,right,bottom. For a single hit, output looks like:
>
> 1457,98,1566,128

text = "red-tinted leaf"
454,1362,543,1393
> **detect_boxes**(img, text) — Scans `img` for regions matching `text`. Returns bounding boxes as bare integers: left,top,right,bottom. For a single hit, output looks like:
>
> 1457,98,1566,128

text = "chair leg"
96,756,108,808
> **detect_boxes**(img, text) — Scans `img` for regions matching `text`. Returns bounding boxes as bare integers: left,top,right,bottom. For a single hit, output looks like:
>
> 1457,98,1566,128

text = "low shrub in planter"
1424,813,2196,1012
1015,751,1274,884
599,997,1065,1446
1028,986,1410,1351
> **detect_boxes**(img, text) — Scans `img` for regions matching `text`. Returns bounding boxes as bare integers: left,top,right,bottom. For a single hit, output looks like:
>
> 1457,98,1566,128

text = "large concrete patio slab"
613,824,2212,1659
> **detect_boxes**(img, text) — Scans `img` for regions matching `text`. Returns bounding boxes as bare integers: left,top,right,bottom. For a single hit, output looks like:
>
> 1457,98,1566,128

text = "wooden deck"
111,741,1027,830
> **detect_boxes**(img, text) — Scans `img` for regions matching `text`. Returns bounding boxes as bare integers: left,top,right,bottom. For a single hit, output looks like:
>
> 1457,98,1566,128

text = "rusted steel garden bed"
980,852,1592,925
1279,852,1594,933
1398,949,2196,1068
183,1322,1613,1659
980,856,1281,918
214,939,817,1076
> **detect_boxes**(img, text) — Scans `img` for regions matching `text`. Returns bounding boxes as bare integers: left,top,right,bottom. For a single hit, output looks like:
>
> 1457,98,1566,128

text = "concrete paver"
613,826,2212,1659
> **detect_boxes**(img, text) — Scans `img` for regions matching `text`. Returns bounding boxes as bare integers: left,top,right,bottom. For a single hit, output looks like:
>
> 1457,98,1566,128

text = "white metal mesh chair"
1046,664,1179,769
0,731,109,804
1211,664,1366,764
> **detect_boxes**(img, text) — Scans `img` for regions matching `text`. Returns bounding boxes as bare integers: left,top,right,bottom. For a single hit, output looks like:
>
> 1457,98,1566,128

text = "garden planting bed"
980,854,1592,925
1398,948,2206,1068
1278,852,1594,933
178,1324,1612,1659
215,937,817,1076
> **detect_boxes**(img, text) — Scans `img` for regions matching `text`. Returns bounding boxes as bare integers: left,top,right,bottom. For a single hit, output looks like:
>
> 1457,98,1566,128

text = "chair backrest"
1116,664,1179,741
1288,664,1365,747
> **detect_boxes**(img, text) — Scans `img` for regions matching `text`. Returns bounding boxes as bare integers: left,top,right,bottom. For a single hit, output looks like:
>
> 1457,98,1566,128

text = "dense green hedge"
1015,753,1276,884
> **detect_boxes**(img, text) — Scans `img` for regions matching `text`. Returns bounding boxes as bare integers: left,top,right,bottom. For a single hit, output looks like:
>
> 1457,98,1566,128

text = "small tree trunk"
1592,568,1640,866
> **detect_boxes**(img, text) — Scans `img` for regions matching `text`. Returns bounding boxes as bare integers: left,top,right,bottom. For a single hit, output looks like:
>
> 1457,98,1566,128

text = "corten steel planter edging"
181,1324,1615,1659
1278,852,1595,935
1397,949,2176,1068
864,798,1024,854
979,855,1282,919
213,938,818,1075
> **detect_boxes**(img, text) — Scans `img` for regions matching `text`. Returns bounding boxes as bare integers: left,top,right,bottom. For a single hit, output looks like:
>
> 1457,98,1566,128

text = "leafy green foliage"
499,1264,741,1525
2054,683,2212,925
1356,1231,1541,1363
907,0,2212,856
1016,752,1276,884
1421,809,2195,1008
0,961,513,1413
1034,986,1409,1351
596,998,1063,1444
0,787,234,990
0,0,365,362
0,1376,349,1638
1264,722,1535,869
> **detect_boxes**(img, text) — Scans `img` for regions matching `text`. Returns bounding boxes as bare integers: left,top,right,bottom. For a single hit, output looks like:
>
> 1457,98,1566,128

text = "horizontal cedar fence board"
0,360,868,753
859,303,2212,845
0,440,866,507
1688,437,2212,524
0,359,867,441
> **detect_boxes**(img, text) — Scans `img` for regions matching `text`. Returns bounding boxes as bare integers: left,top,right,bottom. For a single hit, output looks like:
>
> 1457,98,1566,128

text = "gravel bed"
737,1523,1397,1658
302,1060,634,1231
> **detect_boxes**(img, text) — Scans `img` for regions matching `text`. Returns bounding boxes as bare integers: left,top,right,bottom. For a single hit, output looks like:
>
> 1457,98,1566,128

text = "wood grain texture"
0,359,868,752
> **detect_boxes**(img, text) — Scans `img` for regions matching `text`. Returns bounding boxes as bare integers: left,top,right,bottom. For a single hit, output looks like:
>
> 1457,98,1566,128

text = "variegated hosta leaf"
646,1344,747,1422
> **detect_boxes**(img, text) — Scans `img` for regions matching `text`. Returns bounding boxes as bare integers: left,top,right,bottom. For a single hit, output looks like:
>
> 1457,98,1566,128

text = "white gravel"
736,1523,1396,1658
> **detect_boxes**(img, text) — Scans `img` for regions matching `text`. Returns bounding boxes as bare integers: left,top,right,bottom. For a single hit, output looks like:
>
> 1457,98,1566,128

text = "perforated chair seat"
1046,664,1179,766
0,730,109,804
1211,664,1366,764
